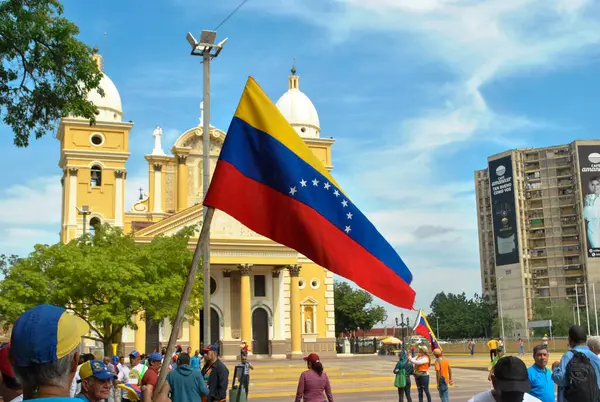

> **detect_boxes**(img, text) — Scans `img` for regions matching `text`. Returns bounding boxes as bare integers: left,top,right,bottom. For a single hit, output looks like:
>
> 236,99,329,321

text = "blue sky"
1,0,600,323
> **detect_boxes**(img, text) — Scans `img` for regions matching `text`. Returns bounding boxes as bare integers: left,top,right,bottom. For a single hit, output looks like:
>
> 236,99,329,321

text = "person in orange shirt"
410,346,432,402
433,349,452,402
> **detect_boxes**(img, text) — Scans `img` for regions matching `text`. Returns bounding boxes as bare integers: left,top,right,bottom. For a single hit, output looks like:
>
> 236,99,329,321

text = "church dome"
275,68,320,139
79,51,123,123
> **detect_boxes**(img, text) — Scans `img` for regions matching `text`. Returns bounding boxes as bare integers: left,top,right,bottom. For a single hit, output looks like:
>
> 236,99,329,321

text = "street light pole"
436,316,440,340
187,30,227,348
76,205,91,236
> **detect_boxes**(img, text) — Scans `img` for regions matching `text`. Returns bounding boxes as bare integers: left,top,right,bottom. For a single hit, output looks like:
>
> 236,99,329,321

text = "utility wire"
214,0,251,31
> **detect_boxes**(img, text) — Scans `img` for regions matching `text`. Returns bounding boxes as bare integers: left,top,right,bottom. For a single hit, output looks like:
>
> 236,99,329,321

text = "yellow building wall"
297,263,329,337
61,126,129,153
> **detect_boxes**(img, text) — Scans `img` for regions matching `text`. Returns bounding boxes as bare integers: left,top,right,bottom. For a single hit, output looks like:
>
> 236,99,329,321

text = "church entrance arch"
252,308,269,355
145,318,160,353
199,307,221,348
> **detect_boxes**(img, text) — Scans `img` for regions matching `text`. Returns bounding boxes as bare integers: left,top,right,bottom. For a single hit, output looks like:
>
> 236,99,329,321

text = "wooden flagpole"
153,206,215,398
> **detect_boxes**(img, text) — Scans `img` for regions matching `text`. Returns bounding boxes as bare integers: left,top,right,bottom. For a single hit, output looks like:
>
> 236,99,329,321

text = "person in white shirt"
469,356,541,402
0,345,22,402
117,351,144,402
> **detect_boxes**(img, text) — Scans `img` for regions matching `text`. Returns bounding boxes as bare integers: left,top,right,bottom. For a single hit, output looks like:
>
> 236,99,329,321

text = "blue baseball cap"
129,350,140,358
149,352,162,362
11,304,89,367
202,344,218,353
80,360,117,380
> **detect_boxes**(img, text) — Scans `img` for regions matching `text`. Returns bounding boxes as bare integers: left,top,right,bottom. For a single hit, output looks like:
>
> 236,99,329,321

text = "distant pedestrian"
468,340,475,356
433,349,452,402
295,353,334,402
411,344,416,358
527,345,554,402
487,338,499,362
468,356,541,402
393,350,412,402
191,350,202,371
519,338,525,356
410,345,432,402
542,334,548,346
237,355,254,398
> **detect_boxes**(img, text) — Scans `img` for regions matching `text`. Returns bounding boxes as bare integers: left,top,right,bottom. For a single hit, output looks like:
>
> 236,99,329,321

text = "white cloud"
0,177,61,225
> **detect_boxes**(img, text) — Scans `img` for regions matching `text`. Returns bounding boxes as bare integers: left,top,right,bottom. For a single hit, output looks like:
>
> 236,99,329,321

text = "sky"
1,0,600,325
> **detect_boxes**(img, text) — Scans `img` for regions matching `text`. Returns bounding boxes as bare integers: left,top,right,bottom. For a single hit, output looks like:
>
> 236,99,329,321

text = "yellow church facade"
57,53,336,359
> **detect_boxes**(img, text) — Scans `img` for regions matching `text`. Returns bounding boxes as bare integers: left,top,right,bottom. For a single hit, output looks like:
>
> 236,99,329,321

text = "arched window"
89,217,101,235
90,165,102,187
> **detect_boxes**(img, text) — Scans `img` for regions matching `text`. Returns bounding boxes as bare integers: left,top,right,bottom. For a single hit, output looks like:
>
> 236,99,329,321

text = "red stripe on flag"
205,161,416,308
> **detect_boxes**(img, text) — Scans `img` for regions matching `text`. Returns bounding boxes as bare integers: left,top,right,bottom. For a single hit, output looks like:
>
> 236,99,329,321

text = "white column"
223,270,232,340
67,168,78,226
114,170,124,227
273,268,282,339
153,164,163,213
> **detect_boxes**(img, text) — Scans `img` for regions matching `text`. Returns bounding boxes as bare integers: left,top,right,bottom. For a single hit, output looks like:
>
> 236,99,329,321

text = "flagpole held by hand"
154,206,215,399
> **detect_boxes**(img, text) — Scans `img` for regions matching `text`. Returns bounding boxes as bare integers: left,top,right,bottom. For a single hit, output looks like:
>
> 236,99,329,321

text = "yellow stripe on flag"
234,77,344,194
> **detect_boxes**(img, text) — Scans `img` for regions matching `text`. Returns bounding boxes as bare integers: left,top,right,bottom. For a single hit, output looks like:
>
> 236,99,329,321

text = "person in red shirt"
141,353,163,395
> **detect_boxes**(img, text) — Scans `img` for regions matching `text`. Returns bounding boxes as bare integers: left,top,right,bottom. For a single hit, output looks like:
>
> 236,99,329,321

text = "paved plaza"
231,354,538,401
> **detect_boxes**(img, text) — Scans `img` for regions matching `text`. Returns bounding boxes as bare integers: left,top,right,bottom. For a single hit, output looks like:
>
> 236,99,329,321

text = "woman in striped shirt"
294,353,334,402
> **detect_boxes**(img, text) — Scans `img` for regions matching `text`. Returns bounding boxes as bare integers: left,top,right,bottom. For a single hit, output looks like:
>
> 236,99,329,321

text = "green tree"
1,0,103,147
492,316,517,338
532,298,577,337
334,281,386,335
429,292,494,339
0,225,202,355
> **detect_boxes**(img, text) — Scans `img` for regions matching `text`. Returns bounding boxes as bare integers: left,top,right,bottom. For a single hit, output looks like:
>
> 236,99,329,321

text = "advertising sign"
578,145,600,257
489,156,520,266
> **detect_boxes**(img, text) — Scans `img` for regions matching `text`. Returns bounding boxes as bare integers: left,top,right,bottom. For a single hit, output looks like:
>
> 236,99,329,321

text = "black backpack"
564,350,599,402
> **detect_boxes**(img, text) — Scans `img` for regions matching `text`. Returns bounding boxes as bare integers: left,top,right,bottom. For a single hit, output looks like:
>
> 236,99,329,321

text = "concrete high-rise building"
475,140,600,335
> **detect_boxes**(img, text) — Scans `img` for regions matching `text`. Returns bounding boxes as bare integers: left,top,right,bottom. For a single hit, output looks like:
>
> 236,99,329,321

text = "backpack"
564,350,599,402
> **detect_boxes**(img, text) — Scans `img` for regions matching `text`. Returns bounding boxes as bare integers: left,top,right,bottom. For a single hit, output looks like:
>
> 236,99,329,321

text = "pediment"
133,203,267,241
171,126,226,157
301,296,319,305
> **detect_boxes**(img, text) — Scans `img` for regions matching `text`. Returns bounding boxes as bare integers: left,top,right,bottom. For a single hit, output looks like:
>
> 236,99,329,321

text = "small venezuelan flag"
413,310,441,351
204,77,416,308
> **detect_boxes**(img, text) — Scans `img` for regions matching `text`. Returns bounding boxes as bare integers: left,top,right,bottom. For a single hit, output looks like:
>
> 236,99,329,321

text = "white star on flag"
345,226,351,233
341,199,348,207
312,178,319,186
346,212,353,219
300,179,307,187
324,182,331,190
333,190,340,197
289,186,297,196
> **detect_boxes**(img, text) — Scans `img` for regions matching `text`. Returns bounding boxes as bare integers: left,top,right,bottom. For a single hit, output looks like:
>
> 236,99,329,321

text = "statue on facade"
152,125,166,156
305,317,312,334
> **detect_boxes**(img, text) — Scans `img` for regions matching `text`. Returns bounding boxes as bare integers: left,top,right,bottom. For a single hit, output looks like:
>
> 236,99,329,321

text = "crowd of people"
0,304,339,402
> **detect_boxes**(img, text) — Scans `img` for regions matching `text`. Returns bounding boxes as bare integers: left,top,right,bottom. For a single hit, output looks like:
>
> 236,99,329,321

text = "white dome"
86,72,123,122
276,73,320,138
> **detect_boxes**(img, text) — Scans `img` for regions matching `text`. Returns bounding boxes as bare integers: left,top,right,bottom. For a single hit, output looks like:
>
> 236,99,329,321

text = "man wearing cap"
70,354,95,398
152,353,208,402
468,356,541,402
117,351,144,402
0,345,22,402
10,304,90,401
140,353,162,396
201,344,229,402
77,360,117,402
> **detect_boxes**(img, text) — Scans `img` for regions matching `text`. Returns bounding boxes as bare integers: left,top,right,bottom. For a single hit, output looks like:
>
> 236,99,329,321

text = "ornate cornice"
287,264,302,277
238,264,253,276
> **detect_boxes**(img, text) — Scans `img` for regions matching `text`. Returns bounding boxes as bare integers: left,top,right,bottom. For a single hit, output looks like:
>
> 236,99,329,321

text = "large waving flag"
204,77,415,308
414,310,441,350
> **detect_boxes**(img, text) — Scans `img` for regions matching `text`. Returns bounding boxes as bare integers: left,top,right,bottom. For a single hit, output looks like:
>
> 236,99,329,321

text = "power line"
214,0,251,31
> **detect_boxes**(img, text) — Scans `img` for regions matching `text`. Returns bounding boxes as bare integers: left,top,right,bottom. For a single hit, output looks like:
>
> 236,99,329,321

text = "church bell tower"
57,49,134,242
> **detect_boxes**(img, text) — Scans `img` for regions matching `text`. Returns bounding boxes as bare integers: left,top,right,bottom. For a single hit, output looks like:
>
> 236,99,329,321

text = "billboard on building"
578,145,600,257
489,155,519,266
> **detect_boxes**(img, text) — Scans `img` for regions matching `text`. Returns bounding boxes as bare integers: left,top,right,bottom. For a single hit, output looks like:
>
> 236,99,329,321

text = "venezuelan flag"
204,77,415,308
414,310,441,350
